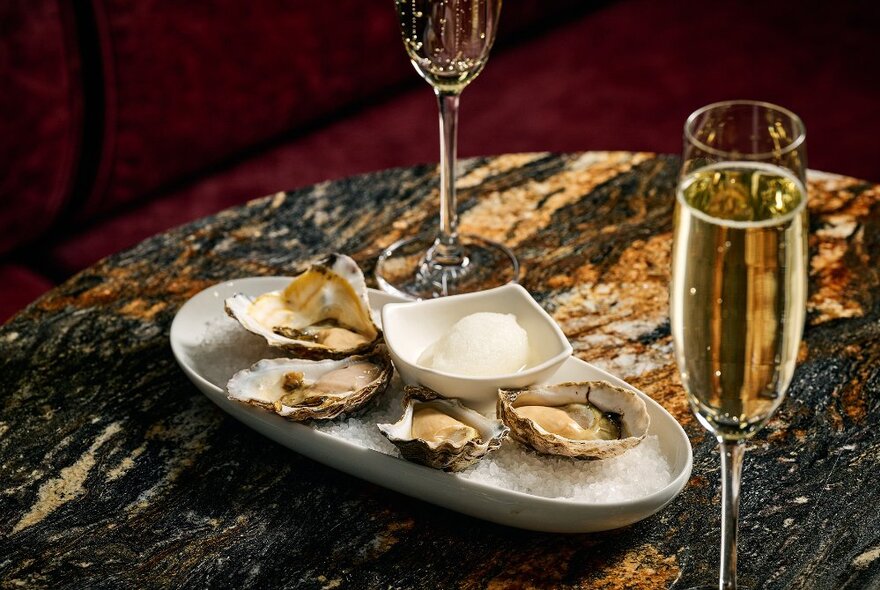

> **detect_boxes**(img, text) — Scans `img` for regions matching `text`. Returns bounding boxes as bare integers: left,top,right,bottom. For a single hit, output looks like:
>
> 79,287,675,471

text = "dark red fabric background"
84,0,573,220
2,0,879,322
85,0,414,218
0,0,81,255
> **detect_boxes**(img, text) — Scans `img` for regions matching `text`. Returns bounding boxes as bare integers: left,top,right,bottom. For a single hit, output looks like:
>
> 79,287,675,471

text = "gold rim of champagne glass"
685,99,806,160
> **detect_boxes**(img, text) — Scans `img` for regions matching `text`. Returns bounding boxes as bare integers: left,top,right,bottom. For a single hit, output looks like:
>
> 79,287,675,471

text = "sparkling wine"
671,162,808,440
394,0,501,93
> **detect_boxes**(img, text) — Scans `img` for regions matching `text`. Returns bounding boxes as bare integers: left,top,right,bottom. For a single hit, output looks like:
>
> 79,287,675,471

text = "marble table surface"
2,152,879,589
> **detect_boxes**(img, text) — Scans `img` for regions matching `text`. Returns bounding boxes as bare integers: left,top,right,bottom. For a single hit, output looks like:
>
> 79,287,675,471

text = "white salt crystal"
313,384,673,501
191,316,287,388
198,318,673,502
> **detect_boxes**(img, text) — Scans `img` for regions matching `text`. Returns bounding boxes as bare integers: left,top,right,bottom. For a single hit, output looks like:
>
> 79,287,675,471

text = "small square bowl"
381,283,573,413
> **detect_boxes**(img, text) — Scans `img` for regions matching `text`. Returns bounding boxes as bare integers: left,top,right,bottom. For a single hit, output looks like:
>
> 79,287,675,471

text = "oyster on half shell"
498,381,650,459
227,349,392,421
378,386,508,472
225,253,380,359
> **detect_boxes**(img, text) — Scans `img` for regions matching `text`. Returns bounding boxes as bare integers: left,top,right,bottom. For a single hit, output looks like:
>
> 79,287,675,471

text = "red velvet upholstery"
0,0,81,256
0,264,54,323
4,0,880,323
83,0,408,218
46,94,435,275
473,0,880,182
83,0,576,220
47,0,880,277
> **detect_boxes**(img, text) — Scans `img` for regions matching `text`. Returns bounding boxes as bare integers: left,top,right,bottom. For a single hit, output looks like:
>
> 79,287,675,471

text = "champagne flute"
376,0,519,299
670,101,808,589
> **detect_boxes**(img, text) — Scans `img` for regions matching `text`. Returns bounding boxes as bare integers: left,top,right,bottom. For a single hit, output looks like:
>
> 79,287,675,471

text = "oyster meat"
498,381,650,459
225,253,380,359
378,386,508,472
227,349,392,421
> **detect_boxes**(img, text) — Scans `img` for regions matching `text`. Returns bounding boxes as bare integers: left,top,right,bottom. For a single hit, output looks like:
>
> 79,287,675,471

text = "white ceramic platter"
170,277,693,533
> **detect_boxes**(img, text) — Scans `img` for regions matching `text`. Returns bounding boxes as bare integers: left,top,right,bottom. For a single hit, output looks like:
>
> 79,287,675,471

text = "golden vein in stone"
270,191,286,209
456,152,548,189
805,181,879,325
368,154,547,252
105,442,147,482
12,422,122,534
853,546,880,569
126,401,220,514
552,233,672,380
460,152,650,247
588,544,679,589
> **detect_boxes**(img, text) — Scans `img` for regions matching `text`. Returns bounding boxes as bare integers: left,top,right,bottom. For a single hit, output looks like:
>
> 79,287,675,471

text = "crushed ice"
196,317,674,502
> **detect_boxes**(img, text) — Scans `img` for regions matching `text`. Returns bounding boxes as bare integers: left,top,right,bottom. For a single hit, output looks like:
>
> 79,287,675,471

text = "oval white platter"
170,277,693,533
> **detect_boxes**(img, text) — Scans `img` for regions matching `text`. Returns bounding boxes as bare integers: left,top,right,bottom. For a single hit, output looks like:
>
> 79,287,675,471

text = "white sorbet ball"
419,312,529,376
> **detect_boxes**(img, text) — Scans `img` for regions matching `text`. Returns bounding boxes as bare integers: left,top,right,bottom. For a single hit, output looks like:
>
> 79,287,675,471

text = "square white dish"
382,283,573,412
170,276,693,533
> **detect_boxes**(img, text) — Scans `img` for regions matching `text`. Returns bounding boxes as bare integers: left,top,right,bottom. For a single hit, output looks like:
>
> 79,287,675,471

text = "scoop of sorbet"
417,312,529,376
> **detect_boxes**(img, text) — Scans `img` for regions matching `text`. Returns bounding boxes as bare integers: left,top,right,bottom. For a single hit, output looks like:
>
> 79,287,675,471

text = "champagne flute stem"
432,89,463,266
718,439,745,590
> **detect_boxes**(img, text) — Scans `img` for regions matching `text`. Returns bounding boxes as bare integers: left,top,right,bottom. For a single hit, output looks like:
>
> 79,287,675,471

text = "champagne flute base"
375,233,519,299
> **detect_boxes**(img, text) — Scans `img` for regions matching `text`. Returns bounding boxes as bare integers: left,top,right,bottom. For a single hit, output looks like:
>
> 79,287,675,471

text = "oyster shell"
378,386,508,472
227,349,392,421
498,381,650,459
225,253,380,359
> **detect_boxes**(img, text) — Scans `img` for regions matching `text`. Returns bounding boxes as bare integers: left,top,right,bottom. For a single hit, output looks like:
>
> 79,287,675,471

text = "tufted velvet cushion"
0,0,82,256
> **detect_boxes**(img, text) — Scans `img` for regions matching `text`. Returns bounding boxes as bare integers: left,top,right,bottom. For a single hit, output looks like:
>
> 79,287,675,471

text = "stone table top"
2,152,879,589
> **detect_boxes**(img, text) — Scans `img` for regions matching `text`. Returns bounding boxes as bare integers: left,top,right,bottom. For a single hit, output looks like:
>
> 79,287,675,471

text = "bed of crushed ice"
192,316,673,502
